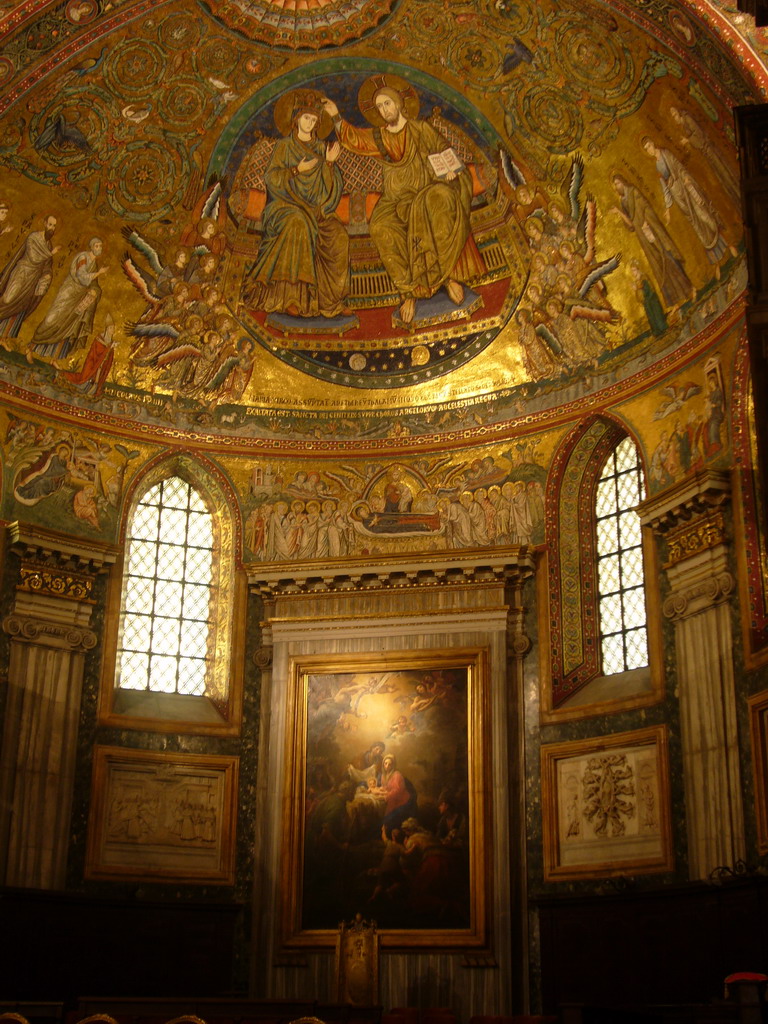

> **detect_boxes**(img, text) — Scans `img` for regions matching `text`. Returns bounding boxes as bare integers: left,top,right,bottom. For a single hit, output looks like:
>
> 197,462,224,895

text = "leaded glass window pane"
619,510,642,548
626,628,648,669
183,583,210,620
186,547,213,584
149,653,182,693
598,553,620,595
118,650,149,691
596,517,618,556
163,476,191,508
151,617,181,655
124,576,153,614
596,438,649,675
623,586,647,629
156,579,184,617
116,476,213,696
595,478,616,518
132,504,159,541
157,545,186,582
623,546,644,581
188,510,213,547
602,634,625,676
599,595,623,634
141,482,162,506
178,658,207,695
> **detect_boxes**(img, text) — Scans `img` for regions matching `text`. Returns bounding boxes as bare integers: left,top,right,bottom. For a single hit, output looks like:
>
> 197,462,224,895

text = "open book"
428,148,465,178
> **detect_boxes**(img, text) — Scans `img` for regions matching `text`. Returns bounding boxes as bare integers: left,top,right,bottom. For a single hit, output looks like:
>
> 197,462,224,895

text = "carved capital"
662,571,735,620
507,601,531,660
3,613,98,651
509,633,532,658
254,645,273,669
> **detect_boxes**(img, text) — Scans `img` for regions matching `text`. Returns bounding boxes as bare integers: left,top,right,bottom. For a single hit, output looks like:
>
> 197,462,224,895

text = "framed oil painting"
281,649,489,949
749,689,768,854
541,725,673,881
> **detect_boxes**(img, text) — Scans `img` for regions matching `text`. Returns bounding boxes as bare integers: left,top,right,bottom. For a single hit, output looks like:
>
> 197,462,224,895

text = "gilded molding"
3,613,98,651
17,564,95,602
249,554,535,598
662,571,735,620
664,511,727,567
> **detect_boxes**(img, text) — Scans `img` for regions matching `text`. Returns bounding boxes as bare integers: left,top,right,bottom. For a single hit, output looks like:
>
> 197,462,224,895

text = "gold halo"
274,89,333,139
357,73,420,127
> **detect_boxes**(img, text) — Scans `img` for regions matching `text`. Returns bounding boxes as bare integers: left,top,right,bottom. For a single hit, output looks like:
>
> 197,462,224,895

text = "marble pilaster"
639,471,744,879
0,523,117,889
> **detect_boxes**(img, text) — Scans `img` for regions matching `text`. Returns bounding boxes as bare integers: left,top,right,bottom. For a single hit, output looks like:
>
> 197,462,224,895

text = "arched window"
116,476,214,696
542,418,662,719
595,436,649,675
101,457,243,734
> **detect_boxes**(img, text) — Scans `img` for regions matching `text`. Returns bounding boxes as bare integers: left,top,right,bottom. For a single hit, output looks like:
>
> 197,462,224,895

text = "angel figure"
122,227,187,319
121,179,226,319
554,155,622,325
653,380,702,420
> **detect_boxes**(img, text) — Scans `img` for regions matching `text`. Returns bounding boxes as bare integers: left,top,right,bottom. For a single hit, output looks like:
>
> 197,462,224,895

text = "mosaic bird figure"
34,114,91,154
69,45,108,77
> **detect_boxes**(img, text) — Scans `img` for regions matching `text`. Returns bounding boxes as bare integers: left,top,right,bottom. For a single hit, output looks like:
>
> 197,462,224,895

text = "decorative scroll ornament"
3,613,98,651
662,571,735,620
509,633,532,658
507,598,532,658
254,645,273,669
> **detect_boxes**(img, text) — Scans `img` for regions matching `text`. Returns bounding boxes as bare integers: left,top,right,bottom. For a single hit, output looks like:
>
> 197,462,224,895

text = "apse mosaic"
0,0,758,441
208,65,528,388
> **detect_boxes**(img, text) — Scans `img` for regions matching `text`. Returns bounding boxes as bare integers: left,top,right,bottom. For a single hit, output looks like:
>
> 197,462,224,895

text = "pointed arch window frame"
595,435,650,676
539,417,664,722
98,455,245,736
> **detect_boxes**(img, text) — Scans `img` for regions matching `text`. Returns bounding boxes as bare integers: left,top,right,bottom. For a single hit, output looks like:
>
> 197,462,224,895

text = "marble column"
505,574,532,1011
639,470,745,879
0,523,116,889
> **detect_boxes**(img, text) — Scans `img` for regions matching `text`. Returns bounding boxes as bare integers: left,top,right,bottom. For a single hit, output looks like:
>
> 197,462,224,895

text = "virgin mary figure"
241,90,350,319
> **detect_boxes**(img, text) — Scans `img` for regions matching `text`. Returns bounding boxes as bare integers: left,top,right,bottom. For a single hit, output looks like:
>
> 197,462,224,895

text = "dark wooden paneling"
0,888,243,1001
536,880,768,1014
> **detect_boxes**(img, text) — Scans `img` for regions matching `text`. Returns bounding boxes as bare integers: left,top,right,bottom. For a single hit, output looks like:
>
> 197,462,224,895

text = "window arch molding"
99,452,244,735
539,415,664,722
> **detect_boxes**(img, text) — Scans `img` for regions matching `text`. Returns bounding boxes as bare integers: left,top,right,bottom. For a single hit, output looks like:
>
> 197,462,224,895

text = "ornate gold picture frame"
541,725,673,881
749,690,768,854
281,649,489,949
85,745,238,883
